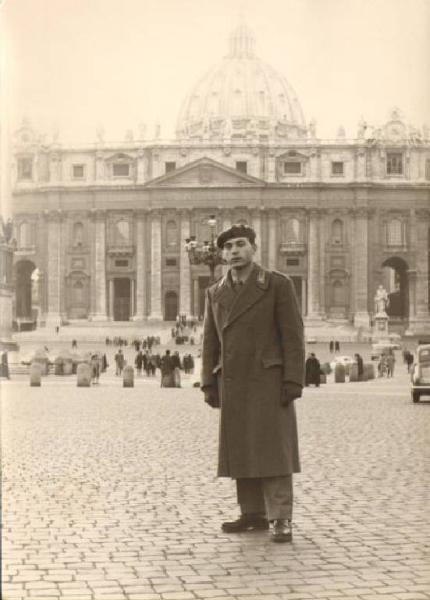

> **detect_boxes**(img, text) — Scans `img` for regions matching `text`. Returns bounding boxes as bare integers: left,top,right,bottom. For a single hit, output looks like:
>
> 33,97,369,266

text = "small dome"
176,23,307,142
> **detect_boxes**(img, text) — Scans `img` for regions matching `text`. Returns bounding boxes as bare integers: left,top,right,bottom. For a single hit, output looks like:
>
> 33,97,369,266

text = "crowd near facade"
10,24,430,334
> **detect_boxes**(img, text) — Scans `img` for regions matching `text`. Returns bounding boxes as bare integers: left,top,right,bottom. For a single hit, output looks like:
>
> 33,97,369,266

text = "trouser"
236,475,293,521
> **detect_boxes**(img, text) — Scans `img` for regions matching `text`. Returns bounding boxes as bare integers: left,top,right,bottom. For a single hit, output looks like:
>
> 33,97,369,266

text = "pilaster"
179,209,192,317
267,209,278,271
251,208,262,264
353,207,371,329
89,209,107,320
306,208,323,322
148,209,163,320
132,210,147,320
45,210,63,325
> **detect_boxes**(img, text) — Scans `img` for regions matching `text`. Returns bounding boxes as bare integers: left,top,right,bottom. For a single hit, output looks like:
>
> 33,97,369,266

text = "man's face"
222,236,256,269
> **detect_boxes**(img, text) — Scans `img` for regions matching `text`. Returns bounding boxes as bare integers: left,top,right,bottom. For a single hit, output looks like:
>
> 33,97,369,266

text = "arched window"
282,218,300,243
166,220,178,247
387,219,403,246
115,220,129,245
332,280,346,306
19,222,31,247
73,222,84,246
72,279,84,305
331,219,343,245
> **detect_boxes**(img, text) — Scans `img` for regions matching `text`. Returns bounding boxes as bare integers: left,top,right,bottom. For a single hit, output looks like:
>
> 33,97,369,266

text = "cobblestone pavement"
1,369,430,600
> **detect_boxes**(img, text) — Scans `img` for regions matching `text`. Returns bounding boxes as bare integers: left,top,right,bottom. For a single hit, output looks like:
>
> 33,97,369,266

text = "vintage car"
410,344,430,403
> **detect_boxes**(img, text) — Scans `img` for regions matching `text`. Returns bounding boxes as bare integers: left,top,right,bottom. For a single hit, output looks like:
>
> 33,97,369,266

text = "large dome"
176,23,307,142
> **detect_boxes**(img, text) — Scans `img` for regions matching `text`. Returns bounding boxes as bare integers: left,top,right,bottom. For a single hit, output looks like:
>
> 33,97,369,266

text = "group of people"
329,340,341,352
378,351,396,377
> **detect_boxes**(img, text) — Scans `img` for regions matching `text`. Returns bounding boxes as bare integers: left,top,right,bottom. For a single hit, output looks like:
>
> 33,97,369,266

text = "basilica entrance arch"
113,278,131,321
164,291,178,321
381,256,409,319
15,260,37,329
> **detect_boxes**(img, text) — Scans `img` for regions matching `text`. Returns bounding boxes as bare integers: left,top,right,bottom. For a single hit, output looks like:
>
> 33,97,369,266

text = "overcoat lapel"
223,265,268,329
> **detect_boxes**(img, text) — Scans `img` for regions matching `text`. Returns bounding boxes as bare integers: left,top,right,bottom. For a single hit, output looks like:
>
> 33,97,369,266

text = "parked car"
410,344,430,403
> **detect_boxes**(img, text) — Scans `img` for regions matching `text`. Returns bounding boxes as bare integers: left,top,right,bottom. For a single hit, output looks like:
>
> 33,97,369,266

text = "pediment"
277,150,310,161
145,157,266,188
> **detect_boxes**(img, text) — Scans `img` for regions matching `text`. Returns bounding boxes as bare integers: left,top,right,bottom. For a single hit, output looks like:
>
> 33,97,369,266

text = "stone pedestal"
372,312,390,342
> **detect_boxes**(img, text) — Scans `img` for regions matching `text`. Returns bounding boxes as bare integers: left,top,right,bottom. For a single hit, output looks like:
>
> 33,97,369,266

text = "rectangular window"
165,258,177,267
112,163,130,177
165,162,176,173
72,164,85,179
17,158,33,181
115,259,129,267
284,161,302,175
286,258,300,266
386,153,403,175
236,161,247,174
425,159,430,180
331,161,344,176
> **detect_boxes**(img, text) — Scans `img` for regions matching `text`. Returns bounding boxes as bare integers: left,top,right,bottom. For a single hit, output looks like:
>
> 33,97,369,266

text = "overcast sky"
2,0,430,144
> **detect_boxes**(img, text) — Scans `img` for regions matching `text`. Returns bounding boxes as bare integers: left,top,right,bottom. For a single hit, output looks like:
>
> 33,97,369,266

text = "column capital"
150,209,162,220
352,206,370,219
307,208,321,219
416,208,430,220
44,209,63,222
89,208,106,219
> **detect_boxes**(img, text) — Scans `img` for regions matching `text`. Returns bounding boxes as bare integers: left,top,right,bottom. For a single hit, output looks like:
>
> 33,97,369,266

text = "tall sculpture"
0,217,18,350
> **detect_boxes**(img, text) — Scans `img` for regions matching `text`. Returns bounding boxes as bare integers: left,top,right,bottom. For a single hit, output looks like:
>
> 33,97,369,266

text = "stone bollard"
77,363,91,387
54,358,64,375
63,359,73,375
349,363,359,382
123,365,134,387
334,363,346,383
364,363,375,380
29,363,42,386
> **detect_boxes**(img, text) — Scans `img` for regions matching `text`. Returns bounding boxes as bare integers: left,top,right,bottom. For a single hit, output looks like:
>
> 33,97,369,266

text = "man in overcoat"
201,224,304,543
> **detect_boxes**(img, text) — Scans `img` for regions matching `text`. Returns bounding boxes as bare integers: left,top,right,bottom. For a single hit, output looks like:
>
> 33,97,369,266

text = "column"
301,278,307,315
148,210,163,319
251,208,262,264
319,210,326,318
90,210,107,320
408,209,430,332
267,210,278,270
179,210,192,317
221,210,232,275
306,209,323,321
353,208,370,328
108,279,114,320
133,210,146,320
193,278,200,319
45,210,62,325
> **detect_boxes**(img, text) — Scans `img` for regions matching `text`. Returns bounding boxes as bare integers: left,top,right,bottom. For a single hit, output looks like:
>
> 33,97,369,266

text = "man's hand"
281,382,302,406
203,387,220,409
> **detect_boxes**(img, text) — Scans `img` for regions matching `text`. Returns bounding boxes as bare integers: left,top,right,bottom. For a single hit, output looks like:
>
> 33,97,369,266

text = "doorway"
113,278,131,321
164,291,178,321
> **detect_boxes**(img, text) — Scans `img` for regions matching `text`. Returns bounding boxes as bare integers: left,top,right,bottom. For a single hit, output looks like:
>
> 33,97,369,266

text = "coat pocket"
262,356,283,368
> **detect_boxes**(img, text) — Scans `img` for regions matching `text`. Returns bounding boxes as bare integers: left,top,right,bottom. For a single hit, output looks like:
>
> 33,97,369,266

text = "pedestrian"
305,352,320,386
386,353,395,377
135,350,144,375
334,340,340,352
90,354,100,384
201,224,304,543
160,350,175,387
1,351,10,379
405,350,414,372
354,353,364,381
71,339,77,349
114,348,124,376
329,340,334,353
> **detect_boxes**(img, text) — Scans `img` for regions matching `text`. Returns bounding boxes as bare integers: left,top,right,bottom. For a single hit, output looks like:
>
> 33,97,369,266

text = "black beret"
216,224,256,249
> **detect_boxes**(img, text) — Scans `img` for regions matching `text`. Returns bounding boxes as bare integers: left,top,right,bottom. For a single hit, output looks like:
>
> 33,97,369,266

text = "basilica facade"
10,24,430,334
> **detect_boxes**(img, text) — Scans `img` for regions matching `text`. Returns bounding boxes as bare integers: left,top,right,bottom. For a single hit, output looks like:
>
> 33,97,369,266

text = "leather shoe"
271,519,292,543
222,514,269,533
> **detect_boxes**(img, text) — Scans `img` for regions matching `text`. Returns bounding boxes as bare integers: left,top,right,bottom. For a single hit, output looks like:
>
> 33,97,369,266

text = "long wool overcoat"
201,264,305,479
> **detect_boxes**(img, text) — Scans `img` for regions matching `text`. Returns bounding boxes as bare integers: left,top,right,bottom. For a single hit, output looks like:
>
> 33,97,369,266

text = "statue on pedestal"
374,285,389,314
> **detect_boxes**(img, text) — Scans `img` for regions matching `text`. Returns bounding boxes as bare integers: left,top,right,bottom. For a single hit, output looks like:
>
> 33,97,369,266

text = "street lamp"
185,214,224,284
